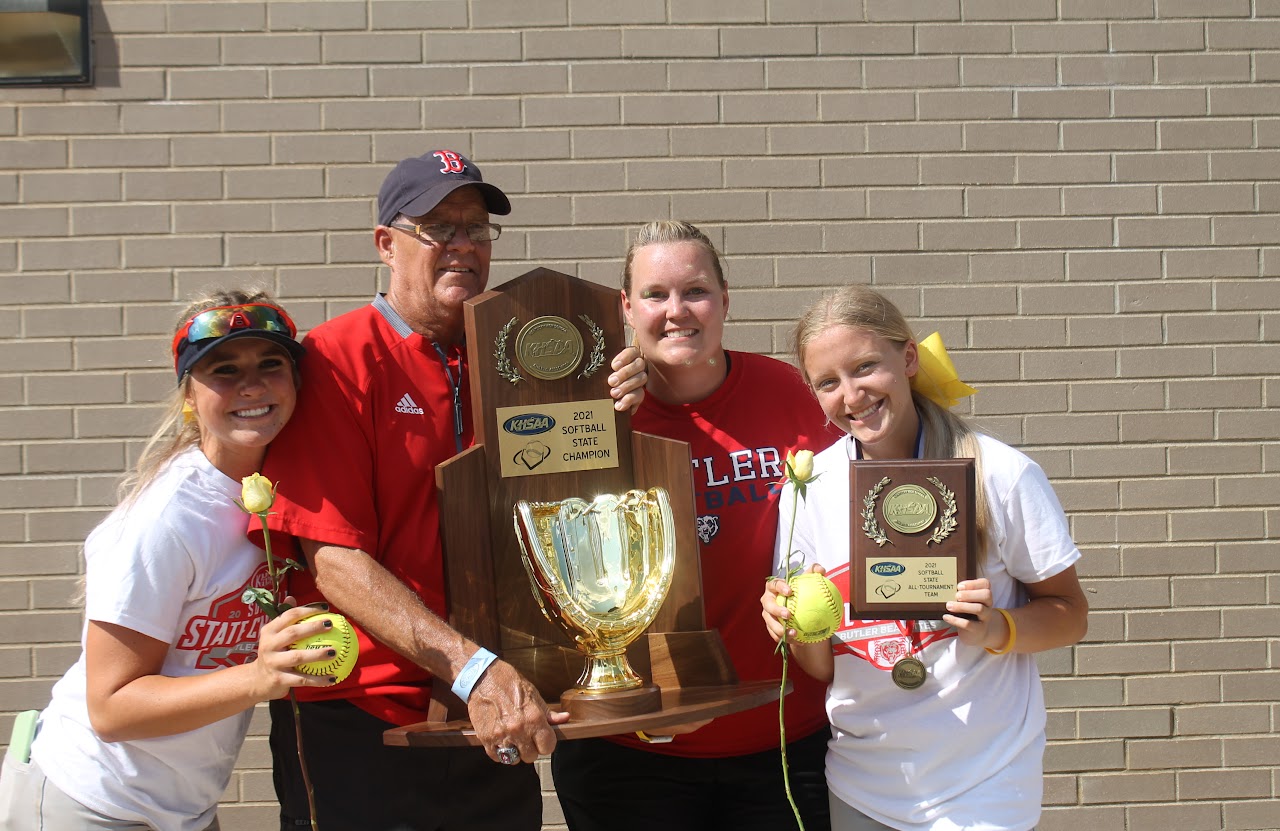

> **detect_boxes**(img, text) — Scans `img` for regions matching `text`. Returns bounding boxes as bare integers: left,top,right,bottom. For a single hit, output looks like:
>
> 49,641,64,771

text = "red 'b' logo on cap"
433,150,466,174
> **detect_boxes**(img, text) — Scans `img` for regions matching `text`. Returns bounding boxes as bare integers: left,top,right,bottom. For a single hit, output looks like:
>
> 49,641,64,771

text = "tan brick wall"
2,2,1278,829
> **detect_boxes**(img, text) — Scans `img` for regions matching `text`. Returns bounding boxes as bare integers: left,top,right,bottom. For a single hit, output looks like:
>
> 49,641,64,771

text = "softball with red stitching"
290,612,359,683
785,572,843,644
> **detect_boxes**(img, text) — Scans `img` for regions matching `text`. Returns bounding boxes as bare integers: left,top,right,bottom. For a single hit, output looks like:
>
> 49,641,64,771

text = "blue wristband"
451,647,498,704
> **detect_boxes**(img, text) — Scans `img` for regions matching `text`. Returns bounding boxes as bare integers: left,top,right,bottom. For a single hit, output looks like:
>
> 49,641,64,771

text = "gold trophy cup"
514,487,676,718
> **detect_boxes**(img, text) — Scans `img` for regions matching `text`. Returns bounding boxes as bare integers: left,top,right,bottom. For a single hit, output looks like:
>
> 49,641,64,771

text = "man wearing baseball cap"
254,150,647,830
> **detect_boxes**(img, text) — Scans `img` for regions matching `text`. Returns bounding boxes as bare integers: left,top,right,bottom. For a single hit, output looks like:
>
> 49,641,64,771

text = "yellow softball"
290,612,359,683
785,572,843,644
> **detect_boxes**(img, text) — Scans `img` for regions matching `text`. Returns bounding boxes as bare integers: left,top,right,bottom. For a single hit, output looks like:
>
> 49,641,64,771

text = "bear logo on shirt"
696,514,720,544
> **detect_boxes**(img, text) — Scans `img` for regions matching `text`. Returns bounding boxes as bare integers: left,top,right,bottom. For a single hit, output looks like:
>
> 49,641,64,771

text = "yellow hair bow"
911,332,976,409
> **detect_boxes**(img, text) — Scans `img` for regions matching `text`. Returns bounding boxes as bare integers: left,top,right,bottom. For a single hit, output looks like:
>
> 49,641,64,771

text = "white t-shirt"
777,433,1081,831
32,447,272,831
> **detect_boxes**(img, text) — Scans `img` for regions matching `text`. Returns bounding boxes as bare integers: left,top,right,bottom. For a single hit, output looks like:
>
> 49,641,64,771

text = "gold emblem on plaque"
576,315,606,380
861,477,893,547
494,317,525,385
925,476,957,546
862,476,958,546
515,316,584,381
882,484,937,534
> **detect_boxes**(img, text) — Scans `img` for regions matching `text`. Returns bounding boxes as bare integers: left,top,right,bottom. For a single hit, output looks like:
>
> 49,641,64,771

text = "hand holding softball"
761,576,792,644
785,571,843,643
251,602,346,698
761,565,840,644
288,610,359,684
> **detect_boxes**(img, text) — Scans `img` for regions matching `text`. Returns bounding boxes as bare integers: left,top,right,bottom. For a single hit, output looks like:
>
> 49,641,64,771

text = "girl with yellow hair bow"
761,285,1088,831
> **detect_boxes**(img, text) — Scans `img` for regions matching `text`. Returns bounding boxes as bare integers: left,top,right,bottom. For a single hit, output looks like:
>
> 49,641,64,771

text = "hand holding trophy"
385,268,786,748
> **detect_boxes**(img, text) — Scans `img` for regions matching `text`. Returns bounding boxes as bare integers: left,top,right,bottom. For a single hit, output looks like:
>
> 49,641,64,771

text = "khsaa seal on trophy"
514,487,676,719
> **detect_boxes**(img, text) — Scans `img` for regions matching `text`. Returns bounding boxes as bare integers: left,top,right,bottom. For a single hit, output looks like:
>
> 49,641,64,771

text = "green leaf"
241,586,279,618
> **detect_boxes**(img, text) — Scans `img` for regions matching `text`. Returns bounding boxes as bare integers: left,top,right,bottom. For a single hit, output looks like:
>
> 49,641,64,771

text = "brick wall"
2,1,1278,829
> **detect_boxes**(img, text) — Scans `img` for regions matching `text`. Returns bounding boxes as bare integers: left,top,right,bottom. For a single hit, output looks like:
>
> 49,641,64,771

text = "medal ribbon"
830,606,955,671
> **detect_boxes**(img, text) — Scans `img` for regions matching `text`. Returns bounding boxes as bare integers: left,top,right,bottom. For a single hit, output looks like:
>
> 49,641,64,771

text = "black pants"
551,728,831,831
269,698,541,831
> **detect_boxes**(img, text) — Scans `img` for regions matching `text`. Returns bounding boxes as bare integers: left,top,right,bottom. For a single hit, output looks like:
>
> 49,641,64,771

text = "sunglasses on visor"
171,304,298,357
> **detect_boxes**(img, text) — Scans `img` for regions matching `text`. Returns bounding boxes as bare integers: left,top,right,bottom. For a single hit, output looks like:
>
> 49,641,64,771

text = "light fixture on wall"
0,0,93,86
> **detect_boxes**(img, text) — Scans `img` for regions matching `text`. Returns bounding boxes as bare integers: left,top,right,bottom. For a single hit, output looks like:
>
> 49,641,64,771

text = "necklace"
890,620,927,690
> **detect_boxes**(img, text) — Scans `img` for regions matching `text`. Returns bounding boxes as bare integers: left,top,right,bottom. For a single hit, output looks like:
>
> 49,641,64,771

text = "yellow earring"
182,402,196,425
910,332,977,410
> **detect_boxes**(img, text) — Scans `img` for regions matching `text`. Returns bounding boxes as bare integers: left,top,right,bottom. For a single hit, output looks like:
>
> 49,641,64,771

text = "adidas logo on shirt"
395,393,424,415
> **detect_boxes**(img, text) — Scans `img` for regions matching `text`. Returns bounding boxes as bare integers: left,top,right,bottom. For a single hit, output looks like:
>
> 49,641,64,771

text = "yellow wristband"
984,608,1017,655
635,731,673,744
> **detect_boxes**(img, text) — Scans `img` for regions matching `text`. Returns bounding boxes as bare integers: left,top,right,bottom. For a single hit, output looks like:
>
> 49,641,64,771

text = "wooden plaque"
389,267,776,747
849,458,976,620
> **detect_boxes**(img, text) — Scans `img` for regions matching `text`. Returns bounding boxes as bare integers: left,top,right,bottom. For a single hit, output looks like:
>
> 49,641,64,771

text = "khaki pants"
829,793,898,831
0,750,220,831
828,793,1037,831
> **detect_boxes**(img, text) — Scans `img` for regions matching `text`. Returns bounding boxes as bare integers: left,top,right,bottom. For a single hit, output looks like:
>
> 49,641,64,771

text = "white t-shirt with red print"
778,432,1080,831
32,446,271,831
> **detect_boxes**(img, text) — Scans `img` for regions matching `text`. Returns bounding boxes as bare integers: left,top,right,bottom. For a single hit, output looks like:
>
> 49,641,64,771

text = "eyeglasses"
171,304,298,357
389,222,502,244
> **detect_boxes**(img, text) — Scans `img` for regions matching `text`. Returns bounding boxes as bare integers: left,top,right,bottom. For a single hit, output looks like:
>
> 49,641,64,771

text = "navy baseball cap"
376,150,511,227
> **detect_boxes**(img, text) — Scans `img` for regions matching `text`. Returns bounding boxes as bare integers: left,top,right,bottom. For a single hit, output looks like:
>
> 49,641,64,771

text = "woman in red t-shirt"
551,221,837,831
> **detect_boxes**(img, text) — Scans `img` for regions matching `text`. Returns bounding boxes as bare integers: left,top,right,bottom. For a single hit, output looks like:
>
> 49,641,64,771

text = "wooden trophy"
385,268,782,747
849,458,977,620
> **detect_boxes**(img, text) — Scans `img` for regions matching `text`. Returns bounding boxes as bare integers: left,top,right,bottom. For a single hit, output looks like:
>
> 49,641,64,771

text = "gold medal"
891,656,927,690
514,316,584,381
